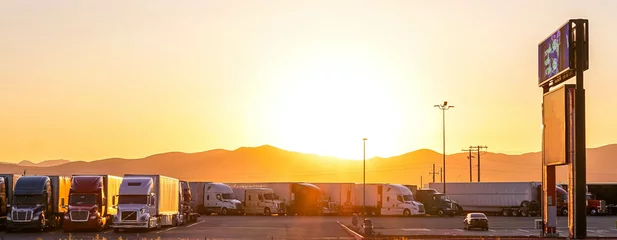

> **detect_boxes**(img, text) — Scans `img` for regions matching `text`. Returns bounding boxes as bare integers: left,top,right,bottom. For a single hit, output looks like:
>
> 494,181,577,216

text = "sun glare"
263,51,408,159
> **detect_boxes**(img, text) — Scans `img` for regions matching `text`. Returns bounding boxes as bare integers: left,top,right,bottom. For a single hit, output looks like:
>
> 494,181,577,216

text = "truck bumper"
111,222,149,229
63,218,103,231
6,220,43,231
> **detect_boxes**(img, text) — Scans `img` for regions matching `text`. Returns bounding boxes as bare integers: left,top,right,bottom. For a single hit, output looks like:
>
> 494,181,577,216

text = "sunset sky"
1,0,616,163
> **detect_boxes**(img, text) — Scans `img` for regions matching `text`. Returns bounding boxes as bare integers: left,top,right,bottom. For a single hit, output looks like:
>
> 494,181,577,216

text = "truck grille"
121,211,138,221
70,210,89,221
418,205,425,213
11,210,33,222
235,203,243,211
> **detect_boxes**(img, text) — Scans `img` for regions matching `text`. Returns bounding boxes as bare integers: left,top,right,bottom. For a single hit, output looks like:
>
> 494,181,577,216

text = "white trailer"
112,175,180,231
188,182,209,214
428,182,549,216
353,183,425,216
312,183,355,215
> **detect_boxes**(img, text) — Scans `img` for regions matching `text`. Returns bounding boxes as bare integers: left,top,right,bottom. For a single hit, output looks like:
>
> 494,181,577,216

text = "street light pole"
363,138,367,218
434,101,453,194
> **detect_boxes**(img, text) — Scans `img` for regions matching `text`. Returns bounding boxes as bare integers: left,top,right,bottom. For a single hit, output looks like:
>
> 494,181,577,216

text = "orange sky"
1,0,617,163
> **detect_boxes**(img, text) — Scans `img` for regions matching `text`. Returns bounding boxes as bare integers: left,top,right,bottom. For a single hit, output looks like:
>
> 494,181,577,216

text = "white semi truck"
354,183,425,216
203,183,243,215
228,182,327,215
231,187,285,215
111,175,180,231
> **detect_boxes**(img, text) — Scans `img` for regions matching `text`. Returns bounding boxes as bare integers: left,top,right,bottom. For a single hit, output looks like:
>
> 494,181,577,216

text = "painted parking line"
155,226,177,234
103,229,113,233
489,229,496,232
518,229,530,233
401,228,430,231
186,220,205,228
454,229,463,232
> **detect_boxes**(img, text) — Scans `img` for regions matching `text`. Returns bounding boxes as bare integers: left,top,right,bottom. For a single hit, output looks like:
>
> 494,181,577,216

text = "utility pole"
470,145,488,182
429,163,439,183
420,176,423,189
462,148,475,182
434,101,454,194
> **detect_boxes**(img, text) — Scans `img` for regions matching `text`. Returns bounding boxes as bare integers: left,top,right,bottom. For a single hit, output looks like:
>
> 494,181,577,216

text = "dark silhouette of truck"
6,176,71,232
63,175,122,231
180,180,199,223
414,188,463,217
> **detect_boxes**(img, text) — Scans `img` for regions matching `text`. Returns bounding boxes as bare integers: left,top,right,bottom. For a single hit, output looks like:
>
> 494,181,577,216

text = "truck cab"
6,176,70,232
242,188,284,215
204,183,243,215
416,188,462,216
112,177,158,230
382,184,425,216
586,193,608,216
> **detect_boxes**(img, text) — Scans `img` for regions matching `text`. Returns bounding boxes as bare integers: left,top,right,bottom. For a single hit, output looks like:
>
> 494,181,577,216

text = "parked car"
463,213,489,231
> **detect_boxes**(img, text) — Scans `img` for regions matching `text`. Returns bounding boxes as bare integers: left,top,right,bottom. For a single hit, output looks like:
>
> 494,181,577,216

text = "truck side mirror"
61,198,66,208
6,204,11,208
102,197,107,206
112,195,116,205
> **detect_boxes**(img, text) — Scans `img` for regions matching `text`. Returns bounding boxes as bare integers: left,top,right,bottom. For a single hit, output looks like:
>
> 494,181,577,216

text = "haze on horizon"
1,0,616,163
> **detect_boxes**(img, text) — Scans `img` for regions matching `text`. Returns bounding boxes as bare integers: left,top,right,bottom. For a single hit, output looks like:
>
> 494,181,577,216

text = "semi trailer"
0,174,20,227
111,175,180,231
313,183,356,215
63,175,122,231
179,181,199,223
354,183,425,216
429,182,568,217
188,182,208,214
6,176,71,232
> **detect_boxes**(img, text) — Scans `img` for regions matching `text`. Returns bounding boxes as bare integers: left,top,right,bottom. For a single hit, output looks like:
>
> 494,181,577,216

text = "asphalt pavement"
0,215,615,239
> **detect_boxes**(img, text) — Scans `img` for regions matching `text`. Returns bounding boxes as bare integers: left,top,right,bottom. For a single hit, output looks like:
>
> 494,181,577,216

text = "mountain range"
2,144,616,186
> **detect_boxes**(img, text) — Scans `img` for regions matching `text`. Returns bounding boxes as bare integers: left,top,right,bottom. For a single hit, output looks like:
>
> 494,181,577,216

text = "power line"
429,163,440,183
469,145,488,182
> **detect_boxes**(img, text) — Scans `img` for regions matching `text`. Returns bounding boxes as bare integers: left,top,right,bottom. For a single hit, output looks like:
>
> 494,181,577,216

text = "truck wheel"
521,209,529,217
403,209,411,217
221,208,228,215
264,208,271,216
502,209,510,216
590,208,598,216
512,210,519,217
561,208,568,216
437,209,444,217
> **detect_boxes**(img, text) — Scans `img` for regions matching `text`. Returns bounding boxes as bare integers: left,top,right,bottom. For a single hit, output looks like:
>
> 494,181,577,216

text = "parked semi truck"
414,188,463,217
63,175,122,231
429,182,568,217
587,183,617,215
6,176,71,232
179,181,199,223
313,183,356,215
203,182,243,215
231,187,285,215
0,174,20,227
558,183,608,216
112,175,180,231
228,182,327,215
354,183,425,216
188,182,208,214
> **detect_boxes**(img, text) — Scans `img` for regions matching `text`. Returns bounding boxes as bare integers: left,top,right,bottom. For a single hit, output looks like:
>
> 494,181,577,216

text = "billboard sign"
542,84,575,166
538,21,574,87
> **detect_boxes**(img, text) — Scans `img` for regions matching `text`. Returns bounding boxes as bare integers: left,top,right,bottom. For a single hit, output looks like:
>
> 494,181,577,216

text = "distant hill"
1,144,616,186
16,159,70,167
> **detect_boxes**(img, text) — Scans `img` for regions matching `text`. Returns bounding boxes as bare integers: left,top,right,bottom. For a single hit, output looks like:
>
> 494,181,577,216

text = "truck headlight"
64,215,70,219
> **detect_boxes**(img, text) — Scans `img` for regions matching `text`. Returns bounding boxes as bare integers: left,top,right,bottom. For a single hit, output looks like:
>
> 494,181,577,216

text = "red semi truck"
63,175,122,231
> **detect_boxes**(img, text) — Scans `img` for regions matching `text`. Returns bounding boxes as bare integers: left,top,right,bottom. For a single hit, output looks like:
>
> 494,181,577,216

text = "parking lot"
1,215,616,239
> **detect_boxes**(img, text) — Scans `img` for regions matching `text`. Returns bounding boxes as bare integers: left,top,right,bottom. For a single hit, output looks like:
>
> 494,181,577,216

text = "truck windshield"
222,193,236,200
403,195,414,201
264,193,274,200
118,195,148,204
70,193,97,205
14,195,43,205
440,195,450,201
